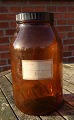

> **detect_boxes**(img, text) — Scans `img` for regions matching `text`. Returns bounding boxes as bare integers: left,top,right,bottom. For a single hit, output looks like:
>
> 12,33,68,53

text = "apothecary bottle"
10,12,63,115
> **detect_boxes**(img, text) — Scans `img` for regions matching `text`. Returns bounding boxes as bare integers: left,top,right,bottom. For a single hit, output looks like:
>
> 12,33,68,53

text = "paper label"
22,60,53,80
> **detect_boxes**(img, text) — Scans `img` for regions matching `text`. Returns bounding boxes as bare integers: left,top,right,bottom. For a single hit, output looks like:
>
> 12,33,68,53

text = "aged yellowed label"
22,60,53,80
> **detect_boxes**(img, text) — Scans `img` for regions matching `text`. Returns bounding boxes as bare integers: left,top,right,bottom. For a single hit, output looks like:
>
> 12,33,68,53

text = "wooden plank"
57,100,74,120
63,64,74,84
63,72,74,85
40,112,65,120
63,89,74,107
0,70,11,77
0,89,17,120
5,72,12,83
0,76,40,120
63,64,74,71
63,80,74,94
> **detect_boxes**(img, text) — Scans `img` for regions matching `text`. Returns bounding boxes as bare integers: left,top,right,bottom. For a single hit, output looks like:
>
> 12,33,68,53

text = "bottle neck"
16,20,54,26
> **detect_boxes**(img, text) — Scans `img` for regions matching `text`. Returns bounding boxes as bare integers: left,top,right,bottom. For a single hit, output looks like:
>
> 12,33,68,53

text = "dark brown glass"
10,20,63,115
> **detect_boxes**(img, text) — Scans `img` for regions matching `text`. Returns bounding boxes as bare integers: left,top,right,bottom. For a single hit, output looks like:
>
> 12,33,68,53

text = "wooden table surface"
0,64,74,120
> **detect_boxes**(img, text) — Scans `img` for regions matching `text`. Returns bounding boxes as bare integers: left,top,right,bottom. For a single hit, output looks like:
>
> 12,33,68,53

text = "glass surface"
10,21,63,115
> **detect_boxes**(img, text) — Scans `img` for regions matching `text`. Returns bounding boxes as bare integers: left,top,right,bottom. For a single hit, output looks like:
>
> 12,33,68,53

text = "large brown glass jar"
10,12,63,115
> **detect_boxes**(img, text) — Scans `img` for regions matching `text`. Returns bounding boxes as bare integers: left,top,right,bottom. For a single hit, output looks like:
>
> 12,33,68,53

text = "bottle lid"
16,12,54,22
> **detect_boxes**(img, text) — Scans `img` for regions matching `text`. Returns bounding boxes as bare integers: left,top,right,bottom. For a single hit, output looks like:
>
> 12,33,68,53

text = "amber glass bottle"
10,12,63,115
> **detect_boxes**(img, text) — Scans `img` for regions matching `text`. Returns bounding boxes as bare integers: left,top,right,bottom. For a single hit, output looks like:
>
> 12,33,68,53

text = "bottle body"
10,20,63,115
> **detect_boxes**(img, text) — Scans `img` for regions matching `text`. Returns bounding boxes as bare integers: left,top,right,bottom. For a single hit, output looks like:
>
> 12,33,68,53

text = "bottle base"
15,96,63,116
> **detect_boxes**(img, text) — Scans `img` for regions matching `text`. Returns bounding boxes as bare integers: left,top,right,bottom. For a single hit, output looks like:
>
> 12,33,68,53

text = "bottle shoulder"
11,24,60,49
